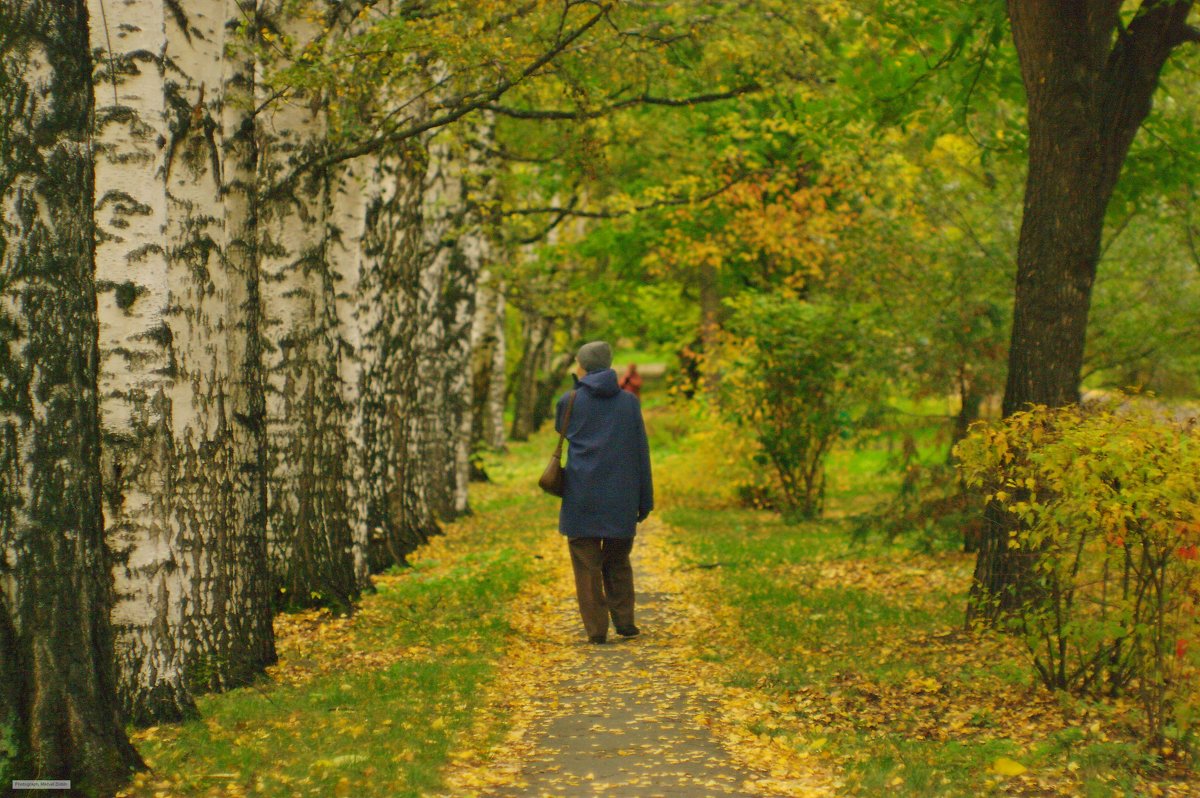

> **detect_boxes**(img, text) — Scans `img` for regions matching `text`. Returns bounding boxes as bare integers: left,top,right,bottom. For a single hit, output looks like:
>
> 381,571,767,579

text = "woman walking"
619,362,643,397
555,341,654,644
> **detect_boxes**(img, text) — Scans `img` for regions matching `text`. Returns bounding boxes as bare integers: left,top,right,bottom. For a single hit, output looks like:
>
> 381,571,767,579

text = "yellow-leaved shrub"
955,400,1199,750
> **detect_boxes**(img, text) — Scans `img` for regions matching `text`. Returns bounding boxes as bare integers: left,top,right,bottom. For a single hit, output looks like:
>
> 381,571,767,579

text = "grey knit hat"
576,341,613,373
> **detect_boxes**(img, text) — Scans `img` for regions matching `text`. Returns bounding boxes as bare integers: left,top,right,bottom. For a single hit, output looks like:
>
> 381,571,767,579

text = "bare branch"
480,84,760,120
503,170,748,221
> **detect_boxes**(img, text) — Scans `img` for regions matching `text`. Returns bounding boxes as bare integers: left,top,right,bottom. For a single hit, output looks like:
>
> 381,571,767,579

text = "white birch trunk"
89,0,275,722
417,124,495,518
209,0,278,685
358,149,437,568
446,124,495,514
328,154,376,591
89,0,190,724
470,269,508,452
257,0,358,610
446,236,485,516
487,287,508,449
414,134,457,520
376,140,445,560
443,218,489,517
0,2,144,788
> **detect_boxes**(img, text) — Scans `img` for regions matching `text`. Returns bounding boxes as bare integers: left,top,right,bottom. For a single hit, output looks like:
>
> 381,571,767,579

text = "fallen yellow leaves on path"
646,522,845,797
436,528,580,796
439,520,844,797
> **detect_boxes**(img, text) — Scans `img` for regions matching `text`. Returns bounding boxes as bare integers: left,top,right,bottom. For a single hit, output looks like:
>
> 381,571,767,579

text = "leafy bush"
718,294,885,519
955,401,1200,750
652,408,761,510
846,418,985,551
852,457,981,552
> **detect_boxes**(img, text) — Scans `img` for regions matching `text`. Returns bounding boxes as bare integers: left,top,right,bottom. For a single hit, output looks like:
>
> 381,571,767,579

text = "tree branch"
502,170,747,221
1174,22,1200,45
479,84,760,121
505,168,750,246
267,2,613,197
1097,0,1196,197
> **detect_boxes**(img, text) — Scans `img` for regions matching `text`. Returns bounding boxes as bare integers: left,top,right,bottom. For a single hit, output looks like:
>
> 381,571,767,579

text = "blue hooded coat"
555,368,654,539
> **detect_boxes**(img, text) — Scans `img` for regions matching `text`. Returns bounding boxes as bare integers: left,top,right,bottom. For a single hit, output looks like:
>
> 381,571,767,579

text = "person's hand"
637,510,649,523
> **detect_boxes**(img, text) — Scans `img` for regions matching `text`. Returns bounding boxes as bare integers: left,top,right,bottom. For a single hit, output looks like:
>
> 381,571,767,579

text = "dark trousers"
567,537,635,638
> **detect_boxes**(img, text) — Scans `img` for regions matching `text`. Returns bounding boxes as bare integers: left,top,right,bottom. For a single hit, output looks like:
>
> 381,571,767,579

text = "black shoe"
588,634,607,644
615,625,640,638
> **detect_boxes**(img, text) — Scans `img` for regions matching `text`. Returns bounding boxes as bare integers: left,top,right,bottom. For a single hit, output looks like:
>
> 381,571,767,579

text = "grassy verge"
653,402,1195,798
118,431,562,798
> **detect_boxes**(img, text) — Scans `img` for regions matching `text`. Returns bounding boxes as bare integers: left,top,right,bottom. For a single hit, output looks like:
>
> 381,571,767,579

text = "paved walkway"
445,522,839,798
444,520,844,796
498,583,763,797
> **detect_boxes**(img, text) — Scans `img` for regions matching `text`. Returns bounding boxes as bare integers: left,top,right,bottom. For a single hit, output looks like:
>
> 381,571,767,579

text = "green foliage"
718,294,886,519
851,443,978,552
956,400,1200,750
595,274,700,359
1085,210,1200,396
659,397,1194,795
838,0,1018,145
0,719,16,786
816,127,1019,450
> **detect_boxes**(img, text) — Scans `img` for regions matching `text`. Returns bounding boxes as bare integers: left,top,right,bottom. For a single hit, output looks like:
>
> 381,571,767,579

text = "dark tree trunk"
531,352,576,432
510,305,588,440
509,310,553,441
697,261,722,394
951,385,983,452
954,381,986,555
0,1,145,791
531,312,587,433
969,0,1197,621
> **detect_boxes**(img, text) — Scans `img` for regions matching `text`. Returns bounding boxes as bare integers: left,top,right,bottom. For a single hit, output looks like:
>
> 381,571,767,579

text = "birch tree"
470,269,508,453
257,0,359,610
328,154,377,591
90,0,278,718
443,231,488,516
254,0,776,534
0,1,144,789
385,134,448,548
420,129,494,519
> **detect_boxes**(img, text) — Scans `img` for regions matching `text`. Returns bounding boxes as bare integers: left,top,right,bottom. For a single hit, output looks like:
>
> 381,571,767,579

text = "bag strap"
553,390,578,457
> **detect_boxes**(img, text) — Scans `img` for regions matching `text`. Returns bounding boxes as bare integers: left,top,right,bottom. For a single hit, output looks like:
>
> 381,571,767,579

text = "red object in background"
620,364,642,397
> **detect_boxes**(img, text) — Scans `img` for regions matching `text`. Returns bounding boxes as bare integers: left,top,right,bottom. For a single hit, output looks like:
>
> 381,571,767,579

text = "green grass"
664,506,964,685
124,427,566,798
657,400,1193,798
134,574,521,795
121,391,1194,797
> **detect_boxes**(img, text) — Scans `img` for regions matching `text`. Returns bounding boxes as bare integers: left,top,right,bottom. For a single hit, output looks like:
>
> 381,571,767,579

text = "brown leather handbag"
538,390,577,497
